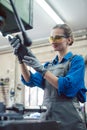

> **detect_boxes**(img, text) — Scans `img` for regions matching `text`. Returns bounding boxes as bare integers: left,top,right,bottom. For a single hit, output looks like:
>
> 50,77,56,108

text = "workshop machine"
0,102,61,130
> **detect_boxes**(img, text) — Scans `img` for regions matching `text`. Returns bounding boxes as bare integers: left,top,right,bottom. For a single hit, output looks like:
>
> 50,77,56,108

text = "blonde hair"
52,24,74,45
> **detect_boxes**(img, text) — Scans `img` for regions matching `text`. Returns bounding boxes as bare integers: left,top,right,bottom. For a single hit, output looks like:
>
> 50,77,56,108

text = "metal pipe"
9,0,32,47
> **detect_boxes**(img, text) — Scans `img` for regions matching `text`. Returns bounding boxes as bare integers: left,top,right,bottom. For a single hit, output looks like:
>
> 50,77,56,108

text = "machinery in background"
0,102,61,130
0,102,47,120
0,0,33,47
0,0,33,35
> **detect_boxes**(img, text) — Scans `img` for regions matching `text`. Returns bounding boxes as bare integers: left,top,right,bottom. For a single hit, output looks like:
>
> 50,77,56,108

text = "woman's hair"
52,24,74,45
85,55,87,65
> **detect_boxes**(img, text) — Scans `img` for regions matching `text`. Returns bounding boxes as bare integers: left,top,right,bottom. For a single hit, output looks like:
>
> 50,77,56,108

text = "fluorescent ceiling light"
36,0,64,24
0,32,2,36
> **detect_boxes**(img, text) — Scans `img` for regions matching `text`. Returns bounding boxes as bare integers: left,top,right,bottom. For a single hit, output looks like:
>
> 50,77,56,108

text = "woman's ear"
67,37,73,45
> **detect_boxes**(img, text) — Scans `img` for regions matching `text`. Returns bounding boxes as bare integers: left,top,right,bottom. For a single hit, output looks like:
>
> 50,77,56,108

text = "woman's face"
49,28,71,52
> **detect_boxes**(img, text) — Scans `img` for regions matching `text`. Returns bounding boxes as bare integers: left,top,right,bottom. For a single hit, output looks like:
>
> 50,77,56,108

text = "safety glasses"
49,35,67,43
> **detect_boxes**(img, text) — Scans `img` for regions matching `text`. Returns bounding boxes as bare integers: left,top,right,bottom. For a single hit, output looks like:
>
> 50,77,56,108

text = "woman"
10,24,87,130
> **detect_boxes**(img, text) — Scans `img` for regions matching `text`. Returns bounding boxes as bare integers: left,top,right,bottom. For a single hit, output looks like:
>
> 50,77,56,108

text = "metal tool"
9,0,32,47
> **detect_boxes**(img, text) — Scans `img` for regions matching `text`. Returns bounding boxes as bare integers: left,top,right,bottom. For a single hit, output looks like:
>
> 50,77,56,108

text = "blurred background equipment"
0,105,60,130
0,0,33,36
0,103,61,130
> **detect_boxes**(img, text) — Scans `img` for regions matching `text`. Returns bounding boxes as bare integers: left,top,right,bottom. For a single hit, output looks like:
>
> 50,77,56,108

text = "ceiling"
28,0,87,40
0,0,87,48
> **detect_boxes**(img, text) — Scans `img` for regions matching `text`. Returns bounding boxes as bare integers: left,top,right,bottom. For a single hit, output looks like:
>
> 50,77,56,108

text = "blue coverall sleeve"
58,55,87,101
21,71,44,89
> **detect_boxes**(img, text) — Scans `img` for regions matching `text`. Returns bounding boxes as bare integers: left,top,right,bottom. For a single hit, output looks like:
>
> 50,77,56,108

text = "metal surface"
0,120,61,130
